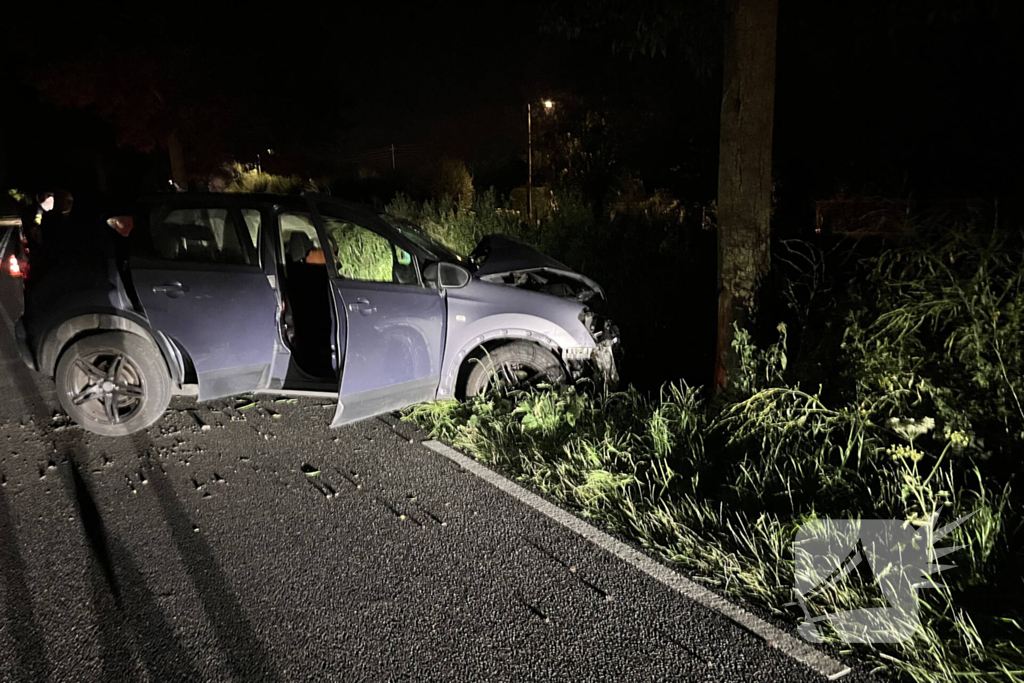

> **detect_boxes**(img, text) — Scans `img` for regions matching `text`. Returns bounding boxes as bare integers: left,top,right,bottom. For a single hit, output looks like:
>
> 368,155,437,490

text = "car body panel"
126,197,285,400
301,198,448,425
17,242,176,379
327,269,446,426
130,261,280,400
436,278,596,398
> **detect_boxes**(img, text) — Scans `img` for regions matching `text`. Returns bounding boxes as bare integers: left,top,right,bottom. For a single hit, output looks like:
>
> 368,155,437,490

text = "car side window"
322,216,417,284
147,206,252,265
241,209,261,256
279,212,323,268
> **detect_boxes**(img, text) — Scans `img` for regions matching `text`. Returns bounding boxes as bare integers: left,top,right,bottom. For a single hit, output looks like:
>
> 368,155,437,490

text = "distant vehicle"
16,194,619,436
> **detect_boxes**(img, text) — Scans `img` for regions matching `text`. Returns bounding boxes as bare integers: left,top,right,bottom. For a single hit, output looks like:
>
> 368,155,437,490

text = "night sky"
2,0,1022,204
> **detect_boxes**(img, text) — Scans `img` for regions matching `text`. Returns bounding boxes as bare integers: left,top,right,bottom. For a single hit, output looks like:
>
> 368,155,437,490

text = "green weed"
405,222,1024,682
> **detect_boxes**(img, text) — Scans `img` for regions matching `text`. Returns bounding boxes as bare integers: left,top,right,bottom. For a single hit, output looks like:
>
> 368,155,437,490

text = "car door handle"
348,297,376,315
152,282,189,298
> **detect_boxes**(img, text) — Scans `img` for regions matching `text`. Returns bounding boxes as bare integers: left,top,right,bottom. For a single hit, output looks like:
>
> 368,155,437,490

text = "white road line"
422,439,852,680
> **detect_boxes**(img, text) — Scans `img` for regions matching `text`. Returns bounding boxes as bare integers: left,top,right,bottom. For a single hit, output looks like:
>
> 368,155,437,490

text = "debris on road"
186,410,211,431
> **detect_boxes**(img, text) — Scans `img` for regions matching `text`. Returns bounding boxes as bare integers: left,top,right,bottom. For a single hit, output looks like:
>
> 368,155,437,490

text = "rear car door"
129,199,280,400
312,202,445,425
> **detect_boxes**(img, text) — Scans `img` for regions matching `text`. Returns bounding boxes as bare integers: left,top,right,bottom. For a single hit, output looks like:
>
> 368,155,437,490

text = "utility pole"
527,103,533,224
391,143,396,170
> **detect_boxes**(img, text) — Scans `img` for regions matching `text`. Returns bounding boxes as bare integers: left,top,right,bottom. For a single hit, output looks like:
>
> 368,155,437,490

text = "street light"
257,149,274,174
527,99,554,225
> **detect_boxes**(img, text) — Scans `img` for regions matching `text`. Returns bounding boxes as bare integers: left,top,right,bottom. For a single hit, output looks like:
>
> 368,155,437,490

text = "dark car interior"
279,228,335,380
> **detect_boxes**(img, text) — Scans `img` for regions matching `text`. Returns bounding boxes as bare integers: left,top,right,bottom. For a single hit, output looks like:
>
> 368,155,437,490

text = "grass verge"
405,379,1022,681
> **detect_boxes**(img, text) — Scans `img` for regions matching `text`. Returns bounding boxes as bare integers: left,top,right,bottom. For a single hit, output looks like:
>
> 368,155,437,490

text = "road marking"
422,439,852,680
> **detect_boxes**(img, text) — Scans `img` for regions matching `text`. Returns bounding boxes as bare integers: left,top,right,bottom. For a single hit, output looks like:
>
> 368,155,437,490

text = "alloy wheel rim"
67,352,146,425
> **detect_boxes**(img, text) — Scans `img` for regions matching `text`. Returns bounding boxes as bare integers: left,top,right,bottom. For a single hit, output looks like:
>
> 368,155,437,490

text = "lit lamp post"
527,100,555,224
256,148,274,175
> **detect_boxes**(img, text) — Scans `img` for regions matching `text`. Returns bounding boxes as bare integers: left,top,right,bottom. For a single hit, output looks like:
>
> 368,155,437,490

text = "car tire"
464,342,566,398
55,332,172,437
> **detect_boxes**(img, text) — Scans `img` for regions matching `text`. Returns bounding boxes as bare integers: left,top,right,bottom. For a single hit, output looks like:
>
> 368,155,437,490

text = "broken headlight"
580,308,620,347
577,308,621,387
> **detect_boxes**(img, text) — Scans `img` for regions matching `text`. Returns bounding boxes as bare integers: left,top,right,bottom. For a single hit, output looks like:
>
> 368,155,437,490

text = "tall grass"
406,222,1024,682
385,189,530,257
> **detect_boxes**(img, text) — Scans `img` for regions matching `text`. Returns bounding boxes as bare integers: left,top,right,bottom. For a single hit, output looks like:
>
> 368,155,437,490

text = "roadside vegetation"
402,198,1024,682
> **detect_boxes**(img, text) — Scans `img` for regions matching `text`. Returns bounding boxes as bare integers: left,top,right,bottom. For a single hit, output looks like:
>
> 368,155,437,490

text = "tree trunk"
167,132,187,189
714,0,778,390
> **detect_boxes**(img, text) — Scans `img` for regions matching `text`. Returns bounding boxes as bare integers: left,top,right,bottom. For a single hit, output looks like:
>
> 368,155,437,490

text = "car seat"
289,231,313,264
154,222,219,262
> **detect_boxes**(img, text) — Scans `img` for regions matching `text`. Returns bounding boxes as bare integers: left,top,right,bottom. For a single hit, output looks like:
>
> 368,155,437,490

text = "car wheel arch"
437,311,592,400
452,337,568,399
44,314,183,385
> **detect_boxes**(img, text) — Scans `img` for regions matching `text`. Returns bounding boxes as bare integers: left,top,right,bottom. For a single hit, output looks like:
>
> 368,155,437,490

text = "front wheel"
55,332,172,437
463,342,567,398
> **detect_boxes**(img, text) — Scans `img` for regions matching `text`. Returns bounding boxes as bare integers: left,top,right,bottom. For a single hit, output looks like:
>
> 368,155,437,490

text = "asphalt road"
0,275,837,682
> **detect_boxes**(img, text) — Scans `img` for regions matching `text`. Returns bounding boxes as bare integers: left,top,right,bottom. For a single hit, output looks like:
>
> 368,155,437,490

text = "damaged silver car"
17,194,620,436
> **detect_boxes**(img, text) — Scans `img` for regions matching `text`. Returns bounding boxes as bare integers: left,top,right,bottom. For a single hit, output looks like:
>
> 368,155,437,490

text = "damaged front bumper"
591,336,620,387
567,312,621,387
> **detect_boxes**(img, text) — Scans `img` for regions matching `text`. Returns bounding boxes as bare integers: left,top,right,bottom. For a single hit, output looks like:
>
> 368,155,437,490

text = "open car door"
129,199,279,400
312,202,445,426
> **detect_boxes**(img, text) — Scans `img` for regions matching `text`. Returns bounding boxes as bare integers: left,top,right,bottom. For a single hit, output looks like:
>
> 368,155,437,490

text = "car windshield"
380,215,467,265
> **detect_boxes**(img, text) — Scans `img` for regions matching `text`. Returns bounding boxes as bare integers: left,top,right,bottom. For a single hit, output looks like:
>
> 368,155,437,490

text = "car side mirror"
437,262,471,289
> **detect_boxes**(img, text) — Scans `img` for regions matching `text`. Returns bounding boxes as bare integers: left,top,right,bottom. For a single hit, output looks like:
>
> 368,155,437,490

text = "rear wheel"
55,332,172,436
464,342,566,398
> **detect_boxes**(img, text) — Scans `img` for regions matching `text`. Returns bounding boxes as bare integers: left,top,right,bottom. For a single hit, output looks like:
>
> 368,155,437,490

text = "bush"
225,162,317,194
384,188,528,257
430,158,474,209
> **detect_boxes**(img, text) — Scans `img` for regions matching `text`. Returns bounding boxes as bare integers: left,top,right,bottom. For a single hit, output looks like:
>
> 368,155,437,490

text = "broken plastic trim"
573,309,621,388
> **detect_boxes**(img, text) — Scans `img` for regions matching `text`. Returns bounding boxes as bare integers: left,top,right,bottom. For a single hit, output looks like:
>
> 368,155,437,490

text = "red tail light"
8,254,22,277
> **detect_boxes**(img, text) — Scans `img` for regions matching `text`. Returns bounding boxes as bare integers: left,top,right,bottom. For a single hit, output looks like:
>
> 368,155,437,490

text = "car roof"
138,192,365,211
136,192,395,223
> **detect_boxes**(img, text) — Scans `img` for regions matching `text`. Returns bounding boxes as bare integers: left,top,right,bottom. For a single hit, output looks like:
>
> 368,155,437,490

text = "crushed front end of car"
576,308,621,387
470,234,622,388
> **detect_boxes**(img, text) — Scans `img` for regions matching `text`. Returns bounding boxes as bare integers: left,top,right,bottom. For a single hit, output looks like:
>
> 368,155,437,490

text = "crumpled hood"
472,234,571,275
471,234,605,301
